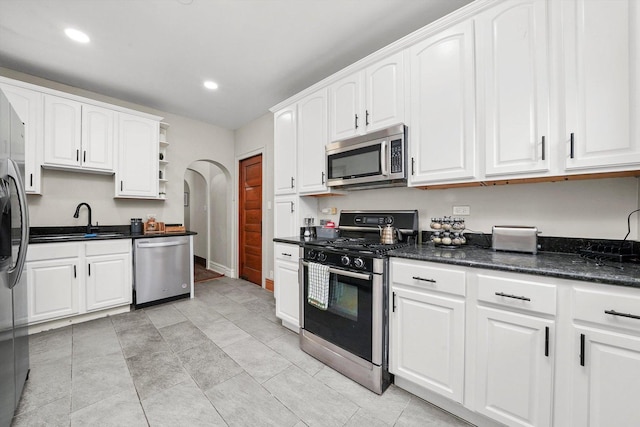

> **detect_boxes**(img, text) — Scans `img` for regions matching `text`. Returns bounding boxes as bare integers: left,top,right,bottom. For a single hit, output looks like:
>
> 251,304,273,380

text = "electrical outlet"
452,205,470,216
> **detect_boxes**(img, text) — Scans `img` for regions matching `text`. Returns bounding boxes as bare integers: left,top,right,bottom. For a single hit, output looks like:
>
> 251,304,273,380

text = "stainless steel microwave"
326,124,407,189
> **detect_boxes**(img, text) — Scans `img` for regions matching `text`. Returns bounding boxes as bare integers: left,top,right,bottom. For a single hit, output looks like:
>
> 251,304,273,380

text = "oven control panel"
304,248,374,271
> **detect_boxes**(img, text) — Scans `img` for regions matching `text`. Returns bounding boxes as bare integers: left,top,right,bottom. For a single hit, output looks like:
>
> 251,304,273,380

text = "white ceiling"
0,0,472,130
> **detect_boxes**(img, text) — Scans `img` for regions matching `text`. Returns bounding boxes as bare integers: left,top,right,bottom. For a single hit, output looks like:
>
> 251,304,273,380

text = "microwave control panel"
390,139,403,173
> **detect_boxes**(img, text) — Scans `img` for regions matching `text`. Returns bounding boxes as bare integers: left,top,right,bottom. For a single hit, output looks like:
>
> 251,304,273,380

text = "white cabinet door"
329,73,362,141
81,104,114,171
26,259,79,323
572,326,640,427
563,0,640,171
475,306,554,427
275,257,299,330
86,253,131,311
44,95,82,168
477,0,550,177
364,51,405,133
0,83,43,194
390,286,465,403
274,106,297,195
329,53,404,142
408,20,477,185
274,197,297,238
297,89,328,194
116,113,159,198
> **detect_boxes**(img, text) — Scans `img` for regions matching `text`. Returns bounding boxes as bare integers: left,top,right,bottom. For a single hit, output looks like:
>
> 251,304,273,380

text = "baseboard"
265,278,274,292
208,260,234,277
28,305,131,334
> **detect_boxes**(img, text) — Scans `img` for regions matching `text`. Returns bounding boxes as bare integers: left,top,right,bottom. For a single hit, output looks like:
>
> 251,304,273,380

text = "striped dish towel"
307,262,330,310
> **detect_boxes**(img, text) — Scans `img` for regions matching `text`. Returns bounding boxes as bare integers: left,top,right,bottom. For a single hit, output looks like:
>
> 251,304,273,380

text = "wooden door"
239,154,262,285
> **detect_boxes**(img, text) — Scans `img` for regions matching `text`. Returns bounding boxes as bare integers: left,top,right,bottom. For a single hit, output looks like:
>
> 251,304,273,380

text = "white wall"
316,178,640,240
1,67,236,229
234,113,274,284
184,168,208,258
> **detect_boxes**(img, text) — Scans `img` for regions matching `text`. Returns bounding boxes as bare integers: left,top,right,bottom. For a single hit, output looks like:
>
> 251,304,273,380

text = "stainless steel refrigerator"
0,89,30,426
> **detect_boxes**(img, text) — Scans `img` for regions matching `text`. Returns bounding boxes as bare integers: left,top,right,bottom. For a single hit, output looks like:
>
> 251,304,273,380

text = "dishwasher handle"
136,240,188,248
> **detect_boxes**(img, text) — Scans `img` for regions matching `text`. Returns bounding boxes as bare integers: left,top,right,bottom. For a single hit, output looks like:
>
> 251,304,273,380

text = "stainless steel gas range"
299,210,419,394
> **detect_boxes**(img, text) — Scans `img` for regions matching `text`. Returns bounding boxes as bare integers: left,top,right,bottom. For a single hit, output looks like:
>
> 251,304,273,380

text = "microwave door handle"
6,159,29,289
380,140,388,176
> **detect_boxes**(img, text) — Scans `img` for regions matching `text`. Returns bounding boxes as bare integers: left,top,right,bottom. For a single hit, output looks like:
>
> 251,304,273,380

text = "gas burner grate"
579,243,639,264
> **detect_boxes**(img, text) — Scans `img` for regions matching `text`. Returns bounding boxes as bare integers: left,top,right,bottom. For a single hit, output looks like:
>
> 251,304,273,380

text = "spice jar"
441,232,452,245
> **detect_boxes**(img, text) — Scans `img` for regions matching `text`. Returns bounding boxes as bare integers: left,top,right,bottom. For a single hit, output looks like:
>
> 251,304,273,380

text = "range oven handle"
301,260,372,281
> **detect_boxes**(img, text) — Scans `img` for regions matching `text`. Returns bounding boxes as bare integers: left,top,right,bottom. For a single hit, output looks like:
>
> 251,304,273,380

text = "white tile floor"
11,277,472,426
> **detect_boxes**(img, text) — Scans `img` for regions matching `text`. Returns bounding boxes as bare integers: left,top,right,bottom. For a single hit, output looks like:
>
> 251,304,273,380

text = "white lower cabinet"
274,243,300,331
570,286,640,427
85,240,132,312
26,240,132,325
26,258,80,323
475,306,554,427
390,259,466,403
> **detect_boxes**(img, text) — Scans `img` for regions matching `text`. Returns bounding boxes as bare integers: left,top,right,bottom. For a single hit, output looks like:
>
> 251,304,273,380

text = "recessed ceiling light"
204,81,218,90
65,28,90,44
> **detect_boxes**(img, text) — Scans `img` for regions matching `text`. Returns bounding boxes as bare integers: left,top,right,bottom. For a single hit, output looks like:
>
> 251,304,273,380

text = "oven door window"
303,267,373,362
327,144,381,180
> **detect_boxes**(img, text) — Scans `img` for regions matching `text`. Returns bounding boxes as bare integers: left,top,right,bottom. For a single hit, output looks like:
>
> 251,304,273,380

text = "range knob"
307,249,317,260
354,257,365,269
317,252,327,262
340,255,350,266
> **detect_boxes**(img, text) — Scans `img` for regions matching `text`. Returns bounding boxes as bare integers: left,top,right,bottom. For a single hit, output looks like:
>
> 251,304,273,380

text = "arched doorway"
184,160,231,276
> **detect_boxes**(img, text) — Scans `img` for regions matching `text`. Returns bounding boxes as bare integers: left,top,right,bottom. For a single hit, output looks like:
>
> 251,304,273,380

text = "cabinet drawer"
574,287,640,333
391,259,466,297
85,239,131,256
275,243,300,262
27,242,80,261
477,274,556,316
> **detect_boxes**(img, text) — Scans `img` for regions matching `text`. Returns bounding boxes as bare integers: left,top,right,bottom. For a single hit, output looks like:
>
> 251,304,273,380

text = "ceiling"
0,0,472,130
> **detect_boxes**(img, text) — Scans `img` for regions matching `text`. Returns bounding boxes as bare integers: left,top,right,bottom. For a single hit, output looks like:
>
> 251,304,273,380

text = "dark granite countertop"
273,235,640,288
388,244,640,289
29,225,196,244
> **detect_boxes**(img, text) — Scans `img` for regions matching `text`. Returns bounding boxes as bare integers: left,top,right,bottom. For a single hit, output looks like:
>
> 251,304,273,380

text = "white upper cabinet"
563,0,640,171
477,0,551,177
297,89,328,195
274,106,297,196
44,94,114,173
408,20,477,186
116,113,159,198
81,105,114,171
0,83,43,194
364,52,405,132
329,51,404,141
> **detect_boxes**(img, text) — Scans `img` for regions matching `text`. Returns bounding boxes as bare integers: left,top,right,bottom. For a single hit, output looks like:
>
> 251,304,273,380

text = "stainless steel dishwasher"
134,235,191,307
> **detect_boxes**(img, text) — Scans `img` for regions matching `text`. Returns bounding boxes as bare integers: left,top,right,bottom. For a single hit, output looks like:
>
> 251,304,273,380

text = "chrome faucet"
73,202,96,234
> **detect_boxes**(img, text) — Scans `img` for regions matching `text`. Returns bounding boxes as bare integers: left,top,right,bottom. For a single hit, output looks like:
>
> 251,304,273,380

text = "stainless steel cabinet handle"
321,172,325,184
495,291,531,302
605,309,640,320
290,177,295,188
355,114,359,129
290,202,294,213
411,157,415,176
83,150,86,163
541,136,546,161
282,253,292,257
76,149,79,162
88,263,91,276
365,110,370,126
580,333,585,366
412,276,436,283
74,265,77,278
392,291,396,312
